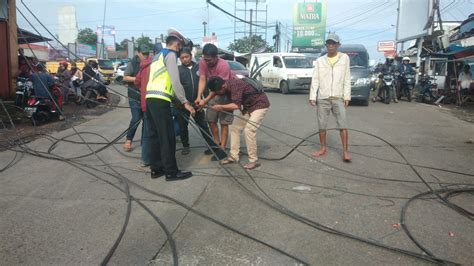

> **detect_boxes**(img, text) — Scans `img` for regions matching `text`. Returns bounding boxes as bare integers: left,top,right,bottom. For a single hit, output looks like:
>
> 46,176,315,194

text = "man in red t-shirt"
195,44,234,158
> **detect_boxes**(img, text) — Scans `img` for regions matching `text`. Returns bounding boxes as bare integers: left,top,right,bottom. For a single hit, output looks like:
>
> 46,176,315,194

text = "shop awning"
17,28,51,44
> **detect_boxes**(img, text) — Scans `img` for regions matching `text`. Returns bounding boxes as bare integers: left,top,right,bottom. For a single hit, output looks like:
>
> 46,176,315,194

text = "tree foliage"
135,34,153,49
77,28,97,45
228,35,273,53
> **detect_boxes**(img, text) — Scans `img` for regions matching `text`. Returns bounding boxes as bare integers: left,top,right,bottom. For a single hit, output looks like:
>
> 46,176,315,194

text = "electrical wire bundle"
1,1,472,265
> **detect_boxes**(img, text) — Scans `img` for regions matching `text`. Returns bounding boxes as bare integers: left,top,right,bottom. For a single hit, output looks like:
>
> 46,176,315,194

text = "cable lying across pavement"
180,111,471,265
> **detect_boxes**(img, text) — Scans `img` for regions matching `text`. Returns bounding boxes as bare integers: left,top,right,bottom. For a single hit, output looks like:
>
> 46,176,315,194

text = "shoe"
181,146,190,155
140,163,150,168
221,157,238,165
244,162,261,170
204,149,213,155
165,171,193,181
151,169,165,179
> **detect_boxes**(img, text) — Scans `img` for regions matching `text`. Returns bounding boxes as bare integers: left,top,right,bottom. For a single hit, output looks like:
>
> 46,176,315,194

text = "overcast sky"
16,0,474,61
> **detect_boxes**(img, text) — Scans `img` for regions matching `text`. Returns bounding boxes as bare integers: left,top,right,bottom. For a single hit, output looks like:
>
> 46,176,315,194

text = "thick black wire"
400,188,474,258
12,11,136,264
2,135,307,265
221,109,474,220
0,99,308,264
179,110,455,264
1,136,179,265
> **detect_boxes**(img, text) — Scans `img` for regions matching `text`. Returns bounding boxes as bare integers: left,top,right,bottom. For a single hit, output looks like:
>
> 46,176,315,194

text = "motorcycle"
74,79,107,108
396,72,416,102
24,82,63,124
417,75,438,104
15,77,34,108
377,72,395,104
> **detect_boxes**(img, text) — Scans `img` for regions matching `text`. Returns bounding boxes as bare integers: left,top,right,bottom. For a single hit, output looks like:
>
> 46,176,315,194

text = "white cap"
402,57,410,62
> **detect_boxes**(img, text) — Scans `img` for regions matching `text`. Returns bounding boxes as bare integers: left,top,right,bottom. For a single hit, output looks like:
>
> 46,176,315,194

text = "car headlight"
287,74,298,79
354,78,370,86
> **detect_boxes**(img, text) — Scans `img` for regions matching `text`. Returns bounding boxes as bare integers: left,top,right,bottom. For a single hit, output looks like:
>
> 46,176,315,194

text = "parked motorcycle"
396,72,416,102
15,77,34,108
417,75,438,104
74,79,105,108
24,83,63,124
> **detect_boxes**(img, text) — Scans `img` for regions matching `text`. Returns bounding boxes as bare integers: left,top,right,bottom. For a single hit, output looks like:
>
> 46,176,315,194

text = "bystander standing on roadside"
134,43,163,167
309,33,352,162
122,45,150,152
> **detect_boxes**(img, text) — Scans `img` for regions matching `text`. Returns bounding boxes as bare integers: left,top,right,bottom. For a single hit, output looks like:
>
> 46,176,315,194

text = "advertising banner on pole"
97,25,116,52
377,41,396,52
292,2,327,49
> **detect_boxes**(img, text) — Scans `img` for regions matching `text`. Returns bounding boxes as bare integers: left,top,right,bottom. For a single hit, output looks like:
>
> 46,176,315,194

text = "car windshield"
98,59,114,69
346,52,368,68
228,61,247,70
283,57,313,68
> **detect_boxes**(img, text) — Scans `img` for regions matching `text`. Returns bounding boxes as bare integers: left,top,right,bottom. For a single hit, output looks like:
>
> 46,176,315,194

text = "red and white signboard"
378,41,396,52
203,35,218,47
384,50,397,58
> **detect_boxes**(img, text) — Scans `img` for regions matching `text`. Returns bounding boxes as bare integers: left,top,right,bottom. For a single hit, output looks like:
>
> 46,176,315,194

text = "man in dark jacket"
177,48,216,155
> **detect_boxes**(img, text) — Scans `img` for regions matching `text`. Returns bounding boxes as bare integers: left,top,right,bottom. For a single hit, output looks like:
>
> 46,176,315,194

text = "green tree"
228,35,273,53
77,28,97,45
115,42,124,51
135,34,153,49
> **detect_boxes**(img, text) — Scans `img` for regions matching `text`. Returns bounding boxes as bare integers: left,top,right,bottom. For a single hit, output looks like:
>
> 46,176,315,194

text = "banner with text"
292,2,327,49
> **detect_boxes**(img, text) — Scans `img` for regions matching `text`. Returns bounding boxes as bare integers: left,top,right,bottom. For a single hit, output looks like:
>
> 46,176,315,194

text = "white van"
249,53,314,94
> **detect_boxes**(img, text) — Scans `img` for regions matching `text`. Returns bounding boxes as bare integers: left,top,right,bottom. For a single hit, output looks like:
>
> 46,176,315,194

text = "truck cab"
86,58,114,85
250,53,314,94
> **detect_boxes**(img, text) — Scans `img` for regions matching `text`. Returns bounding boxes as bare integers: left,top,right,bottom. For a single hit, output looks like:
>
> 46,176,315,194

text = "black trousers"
176,108,215,148
146,99,178,175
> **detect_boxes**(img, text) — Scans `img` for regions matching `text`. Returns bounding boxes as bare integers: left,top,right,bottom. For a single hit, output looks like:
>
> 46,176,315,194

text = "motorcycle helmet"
402,57,410,63
60,61,69,68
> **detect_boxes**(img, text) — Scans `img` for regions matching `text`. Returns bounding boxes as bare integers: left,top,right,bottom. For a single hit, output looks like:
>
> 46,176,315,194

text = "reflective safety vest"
146,48,175,102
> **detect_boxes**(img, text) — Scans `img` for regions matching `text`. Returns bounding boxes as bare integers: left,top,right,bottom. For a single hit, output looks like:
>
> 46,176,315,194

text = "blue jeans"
141,112,151,165
126,99,143,141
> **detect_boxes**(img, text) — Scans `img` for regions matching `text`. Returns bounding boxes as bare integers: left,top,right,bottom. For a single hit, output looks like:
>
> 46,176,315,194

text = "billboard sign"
377,40,396,52
396,0,433,42
97,25,116,52
292,2,327,48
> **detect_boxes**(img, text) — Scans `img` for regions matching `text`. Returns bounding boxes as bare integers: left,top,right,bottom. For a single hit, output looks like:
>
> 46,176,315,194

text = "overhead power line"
206,0,268,28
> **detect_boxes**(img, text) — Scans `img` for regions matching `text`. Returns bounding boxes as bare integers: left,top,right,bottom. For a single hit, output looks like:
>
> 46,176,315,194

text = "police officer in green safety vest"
145,29,196,181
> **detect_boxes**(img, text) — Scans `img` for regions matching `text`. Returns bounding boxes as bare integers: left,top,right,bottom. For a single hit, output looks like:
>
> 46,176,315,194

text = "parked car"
227,60,250,77
115,65,127,83
249,53,314,94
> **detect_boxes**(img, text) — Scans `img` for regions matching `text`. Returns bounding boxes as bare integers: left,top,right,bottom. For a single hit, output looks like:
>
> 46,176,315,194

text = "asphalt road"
1,85,473,265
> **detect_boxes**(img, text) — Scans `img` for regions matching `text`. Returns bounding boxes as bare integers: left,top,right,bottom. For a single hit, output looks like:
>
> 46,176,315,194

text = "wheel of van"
280,80,289,94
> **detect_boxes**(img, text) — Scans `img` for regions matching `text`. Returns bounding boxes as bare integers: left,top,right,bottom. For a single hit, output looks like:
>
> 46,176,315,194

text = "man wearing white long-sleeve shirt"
309,33,352,162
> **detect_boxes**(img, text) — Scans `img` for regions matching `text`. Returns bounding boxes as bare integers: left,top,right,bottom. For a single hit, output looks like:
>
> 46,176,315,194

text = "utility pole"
203,21,207,37
249,9,253,36
100,0,107,59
